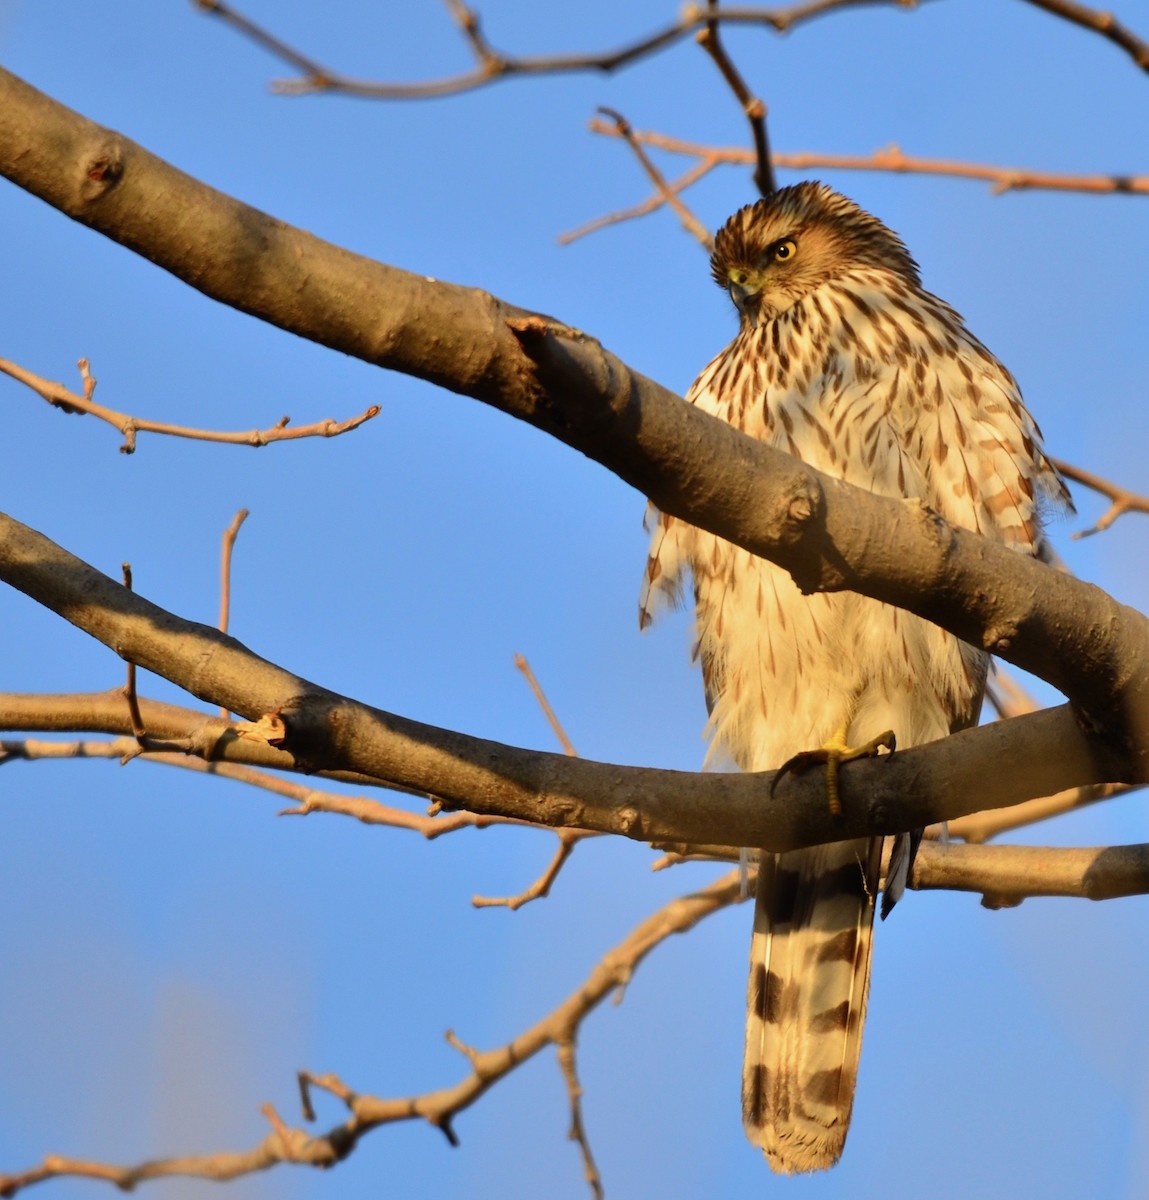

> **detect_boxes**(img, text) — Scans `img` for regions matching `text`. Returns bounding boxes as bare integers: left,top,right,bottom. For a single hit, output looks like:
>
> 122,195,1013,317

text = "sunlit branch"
698,0,775,195
0,355,379,454
194,0,927,99
596,108,712,248
1052,457,1149,538
1018,0,1149,72
912,840,1149,905
582,125,1149,231
0,869,748,1198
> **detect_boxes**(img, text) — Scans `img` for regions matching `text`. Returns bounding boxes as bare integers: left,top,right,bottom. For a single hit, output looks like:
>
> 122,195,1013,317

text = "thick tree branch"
2,67,1147,748
912,840,1149,904
0,513,1135,852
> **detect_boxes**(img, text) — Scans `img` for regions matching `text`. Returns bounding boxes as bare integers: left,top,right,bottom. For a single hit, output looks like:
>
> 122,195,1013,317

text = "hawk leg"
771,727,897,818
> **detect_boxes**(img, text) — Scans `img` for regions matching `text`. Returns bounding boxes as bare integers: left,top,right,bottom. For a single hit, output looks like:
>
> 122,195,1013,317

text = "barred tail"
742,838,883,1174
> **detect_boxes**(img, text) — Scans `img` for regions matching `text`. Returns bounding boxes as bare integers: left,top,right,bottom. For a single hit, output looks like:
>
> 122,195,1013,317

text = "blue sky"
2,2,1148,1197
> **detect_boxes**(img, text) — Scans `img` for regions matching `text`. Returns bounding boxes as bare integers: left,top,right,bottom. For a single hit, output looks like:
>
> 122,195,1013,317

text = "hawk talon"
769,730,897,820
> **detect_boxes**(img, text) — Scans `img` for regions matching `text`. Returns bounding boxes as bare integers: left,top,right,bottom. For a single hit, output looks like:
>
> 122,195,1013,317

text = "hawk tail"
742,838,883,1174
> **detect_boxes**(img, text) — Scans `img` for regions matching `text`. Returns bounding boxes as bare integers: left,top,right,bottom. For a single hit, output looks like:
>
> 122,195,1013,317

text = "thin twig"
0,734,528,836
218,508,249,716
596,109,713,249
197,0,1149,96
559,159,719,246
119,563,147,749
194,0,929,99
698,0,776,195
1018,0,1149,71
513,653,578,756
473,656,599,909
581,126,1149,230
1051,457,1149,538
0,356,379,454
218,509,249,635
557,1036,604,1200
0,869,748,1197
472,830,582,909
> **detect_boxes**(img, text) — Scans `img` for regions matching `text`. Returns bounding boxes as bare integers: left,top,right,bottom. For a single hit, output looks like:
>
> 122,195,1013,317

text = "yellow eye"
773,239,797,262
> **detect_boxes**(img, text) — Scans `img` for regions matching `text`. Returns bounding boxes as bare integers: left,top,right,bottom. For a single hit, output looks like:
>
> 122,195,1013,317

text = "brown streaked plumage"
640,182,1069,1173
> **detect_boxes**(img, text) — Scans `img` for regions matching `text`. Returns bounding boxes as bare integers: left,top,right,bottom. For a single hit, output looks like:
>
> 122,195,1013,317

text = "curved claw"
768,729,897,819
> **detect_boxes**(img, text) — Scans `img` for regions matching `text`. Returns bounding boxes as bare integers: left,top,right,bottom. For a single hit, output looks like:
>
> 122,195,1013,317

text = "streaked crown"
710,182,921,324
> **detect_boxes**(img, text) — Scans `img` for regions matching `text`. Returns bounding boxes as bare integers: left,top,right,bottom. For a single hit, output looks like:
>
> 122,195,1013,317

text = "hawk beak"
728,279,761,330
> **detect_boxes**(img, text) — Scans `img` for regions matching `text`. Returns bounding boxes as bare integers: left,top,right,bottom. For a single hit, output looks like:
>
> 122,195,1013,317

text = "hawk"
639,182,1068,1173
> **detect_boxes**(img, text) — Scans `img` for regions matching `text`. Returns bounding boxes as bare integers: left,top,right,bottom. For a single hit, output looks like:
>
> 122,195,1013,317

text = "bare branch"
473,657,599,909
946,780,1136,844
0,869,746,1197
196,0,1149,98
559,159,719,246
218,508,248,636
557,1037,604,1200
1,70,1147,838
913,840,1149,905
0,355,379,454
0,510,1139,854
698,0,776,195
595,109,712,249
585,123,1149,209
514,653,578,757
194,0,927,100
1052,457,1149,538
1018,0,1149,71
472,830,582,910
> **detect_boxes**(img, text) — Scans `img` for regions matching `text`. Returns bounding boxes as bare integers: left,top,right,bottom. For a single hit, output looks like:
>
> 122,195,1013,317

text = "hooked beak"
727,277,762,330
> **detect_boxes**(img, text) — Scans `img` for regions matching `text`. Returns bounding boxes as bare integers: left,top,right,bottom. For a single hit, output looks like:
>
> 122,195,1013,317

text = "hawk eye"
772,239,797,262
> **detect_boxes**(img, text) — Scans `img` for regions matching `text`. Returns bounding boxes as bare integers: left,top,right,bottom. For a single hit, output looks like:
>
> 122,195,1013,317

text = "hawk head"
710,182,921,327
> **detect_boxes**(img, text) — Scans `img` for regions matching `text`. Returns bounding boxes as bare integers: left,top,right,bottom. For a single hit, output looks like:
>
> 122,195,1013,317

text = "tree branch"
193,0,927,99
0,355,378,453
1018,0,1149,71
0,867,748,1198
0,513,1136,852
912,840,1149,905
2,67,1145,740
585,123,1149,200
193,0,1149,98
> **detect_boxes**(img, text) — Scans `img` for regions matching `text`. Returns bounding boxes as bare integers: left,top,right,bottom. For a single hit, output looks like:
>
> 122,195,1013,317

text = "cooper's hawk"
639,182,1068,1173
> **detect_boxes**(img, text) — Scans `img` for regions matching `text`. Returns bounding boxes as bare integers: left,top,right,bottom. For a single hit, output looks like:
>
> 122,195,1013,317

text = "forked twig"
474,656,600,909
596,109,713,249
1051,457,1149,538
0,870,748,1197
557,1036,604,1200
571,126,1148,246
698,0,776,195
0,356,379,454
196,0,1149,97
195,0,927,98
1019,0,1149,70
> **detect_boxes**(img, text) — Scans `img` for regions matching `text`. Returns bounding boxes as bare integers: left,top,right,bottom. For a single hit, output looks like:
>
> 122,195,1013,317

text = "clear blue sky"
2,3,1148,1198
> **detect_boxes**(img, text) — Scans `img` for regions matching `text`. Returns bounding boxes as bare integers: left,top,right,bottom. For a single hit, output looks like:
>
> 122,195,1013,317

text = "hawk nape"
640,182,1069,1174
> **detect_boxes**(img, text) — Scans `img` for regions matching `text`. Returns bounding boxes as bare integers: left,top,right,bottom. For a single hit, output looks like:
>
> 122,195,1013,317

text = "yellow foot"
770,728,897,818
